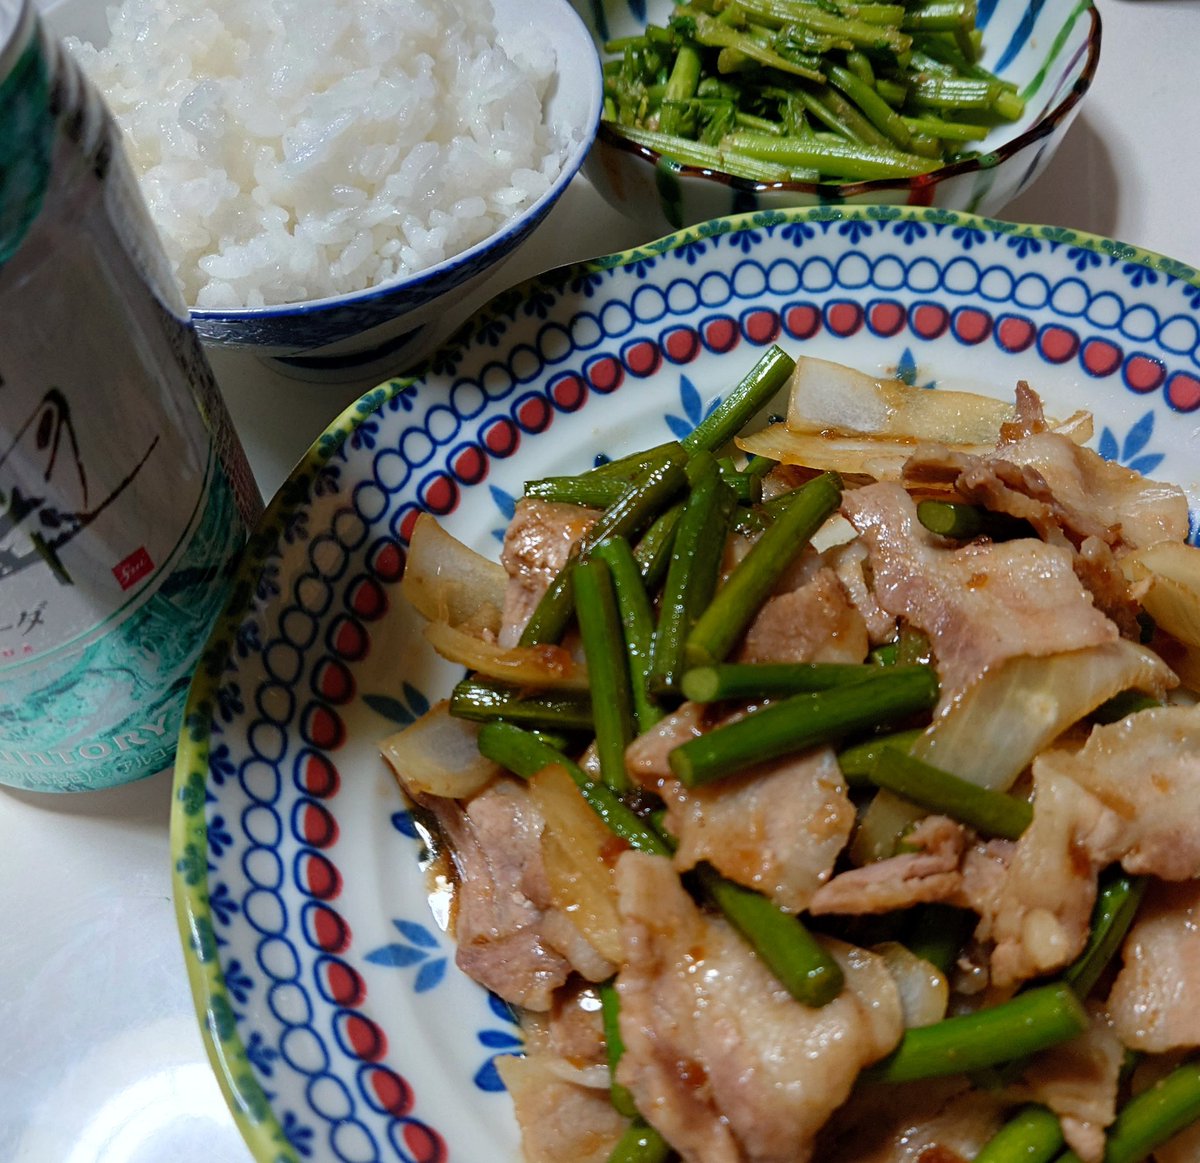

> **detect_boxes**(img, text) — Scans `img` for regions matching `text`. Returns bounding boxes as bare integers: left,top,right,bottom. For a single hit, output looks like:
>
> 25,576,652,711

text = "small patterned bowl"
172,204,1198,1163
41,0,603,380
573,0,1101,231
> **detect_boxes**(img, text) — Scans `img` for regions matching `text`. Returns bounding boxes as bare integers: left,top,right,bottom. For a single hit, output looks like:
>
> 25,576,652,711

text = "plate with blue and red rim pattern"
170,204,1200,1163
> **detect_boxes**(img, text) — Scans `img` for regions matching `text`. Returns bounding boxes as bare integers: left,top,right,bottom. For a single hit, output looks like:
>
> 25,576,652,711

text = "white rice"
66,0,573,309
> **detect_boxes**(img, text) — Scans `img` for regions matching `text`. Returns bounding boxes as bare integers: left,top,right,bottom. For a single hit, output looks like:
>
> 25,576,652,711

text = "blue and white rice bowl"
173,205,1198,1163
42,0,604,378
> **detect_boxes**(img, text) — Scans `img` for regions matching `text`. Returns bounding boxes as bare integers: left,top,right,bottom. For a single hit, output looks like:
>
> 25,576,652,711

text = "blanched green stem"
520,444,690,646
723,130,940,179
633,504,682,591
695,863,845,1007
1054,1059,1200,1163
682,345,796,455
649,456,737,697
525,475,626,507
827,63,914,150
682,660,885,703
606,1119,675,1163
477,722,670,855
868,746,1033,840
669,665,939,787
449,678,592,731
573,557,636,793
599,980,639,1119
836,726,923,785
659,41,703,136
916,500,1031,541
903,903,976,977
593,537,662,733
685,471,842,667
864,983,1090,1083
974,1105,1065,1163
1063,871,1148,1000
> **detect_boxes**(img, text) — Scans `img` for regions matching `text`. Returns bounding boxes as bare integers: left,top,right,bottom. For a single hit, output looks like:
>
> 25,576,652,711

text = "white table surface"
3,1,1199,1158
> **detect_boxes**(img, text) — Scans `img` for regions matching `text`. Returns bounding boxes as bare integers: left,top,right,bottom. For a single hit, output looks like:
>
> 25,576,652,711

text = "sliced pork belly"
615,852,904,1163
809,815,967,917
428,776,612,1010
625,710,854,913
1012,1008,1124,1163
841,483,1117,702
1035,705,1200,881
738,567,869,664
498,497,598,645
828,537,898,645
625,702,708,790
966,430,1190,553
496,1051,628,1163
816,1078,1006,1162
664,746,855,914
969,768,1124,989
1107,879,1200,1053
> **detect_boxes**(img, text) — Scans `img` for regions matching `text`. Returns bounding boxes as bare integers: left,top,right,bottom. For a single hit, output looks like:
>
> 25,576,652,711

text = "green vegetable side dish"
599,0,1025,183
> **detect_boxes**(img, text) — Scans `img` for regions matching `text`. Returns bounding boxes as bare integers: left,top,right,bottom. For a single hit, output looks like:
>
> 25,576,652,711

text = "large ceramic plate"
171,205,1200,1163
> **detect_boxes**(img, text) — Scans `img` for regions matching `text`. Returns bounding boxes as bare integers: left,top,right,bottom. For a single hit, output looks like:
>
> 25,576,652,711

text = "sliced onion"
402,513,507,635
528,764,623,965
424,620,587,689
737,410,1093,483
380,700,499,799
785,356,1018,444
1122,540,1200,647
852,640,1177,863
873,940,949,1028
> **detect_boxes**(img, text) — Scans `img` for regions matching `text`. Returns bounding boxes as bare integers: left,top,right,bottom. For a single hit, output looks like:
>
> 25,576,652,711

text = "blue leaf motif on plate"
208,813,234,858
364,681,430,727
209,880,239,926
348,418,380,451
391,809,422,839
523,286,556,318
730,229,762,254
780,221,815,246
384,384,419,412
245,1030,279,1076
1123,263,1158,289
838,219,874,245
492,484,517,520
281,1110,316,1159
312,463,341,497
894,220,928,246
894,348,936,390
1066,246,1102,273
214,676,242,720
665,374,718,439
1006,235,1043,260
1099,411,1164,475
208,741,236,786
223,958,254,1005
473,1026,523,1092
951,224,988,251
366,918,448,992
234,618,262,659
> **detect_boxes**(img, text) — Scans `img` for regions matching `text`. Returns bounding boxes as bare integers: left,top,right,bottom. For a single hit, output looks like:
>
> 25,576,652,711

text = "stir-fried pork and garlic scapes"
382,347,1200,1163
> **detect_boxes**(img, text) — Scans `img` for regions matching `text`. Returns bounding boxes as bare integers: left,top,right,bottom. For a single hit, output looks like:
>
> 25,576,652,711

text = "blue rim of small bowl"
591,3,1100,204
170,199,1197,1163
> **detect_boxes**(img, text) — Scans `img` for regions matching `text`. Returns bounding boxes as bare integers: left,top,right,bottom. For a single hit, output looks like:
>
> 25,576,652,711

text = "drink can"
0,0,263,791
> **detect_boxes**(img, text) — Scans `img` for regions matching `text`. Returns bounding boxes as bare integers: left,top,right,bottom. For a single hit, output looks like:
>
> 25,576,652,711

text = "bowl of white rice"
42,0,602,378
